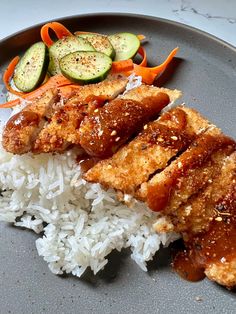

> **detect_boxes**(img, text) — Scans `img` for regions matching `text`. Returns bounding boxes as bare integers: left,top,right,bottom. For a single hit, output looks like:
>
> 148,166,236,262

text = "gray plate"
0,13,235,314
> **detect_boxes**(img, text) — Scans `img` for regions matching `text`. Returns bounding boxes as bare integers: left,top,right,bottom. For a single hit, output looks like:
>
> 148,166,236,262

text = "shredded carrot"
111,59,134,73
137,34,146,41
111,47,146,73
138,46,147,67
3,56,26,97
131,47,179,84
0,74,75,108
22,74,73,101
0,98,21,109
0,20,179,109
41,22,73,47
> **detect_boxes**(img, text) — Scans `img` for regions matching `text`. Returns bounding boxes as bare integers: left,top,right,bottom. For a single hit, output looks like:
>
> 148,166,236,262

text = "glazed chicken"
2,89,59,154
2,77,235,288
2,77,129,154
3,81,181,155
85,104,236,289
33,85,180,155
84,106,212,194
79,93,170,157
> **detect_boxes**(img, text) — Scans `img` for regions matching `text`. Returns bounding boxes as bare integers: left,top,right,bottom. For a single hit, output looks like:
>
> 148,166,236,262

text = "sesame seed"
143,124,148,130
115,137,120,142
94,109,99,113
111,130,117,136
171,136,178,140
195,296,202,302
215,216,222,221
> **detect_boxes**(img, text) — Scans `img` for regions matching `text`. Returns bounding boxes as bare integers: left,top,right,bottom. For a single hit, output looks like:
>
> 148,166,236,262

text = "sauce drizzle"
173,184,236,282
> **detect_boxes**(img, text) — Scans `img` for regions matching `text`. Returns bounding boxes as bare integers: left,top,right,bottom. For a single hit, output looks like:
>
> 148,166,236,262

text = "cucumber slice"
108,33,140,61
13,42,49,92
59,51,112,84
48,36,95,75
78,34,115,59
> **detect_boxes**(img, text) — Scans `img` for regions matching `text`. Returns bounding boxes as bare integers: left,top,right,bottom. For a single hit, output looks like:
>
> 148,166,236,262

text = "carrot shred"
132,47,179,84
0,74,75,108
138,46,147,67
22,74,73,101
111,47,146,74
111,59,134,73
3,56,26,97
137,34,146,41
41,22,73,47
1,17,178,109
0,98,21,109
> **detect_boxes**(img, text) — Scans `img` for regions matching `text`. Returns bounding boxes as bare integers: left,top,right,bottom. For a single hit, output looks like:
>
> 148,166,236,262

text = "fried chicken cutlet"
85,104,236,289
3,77,128,154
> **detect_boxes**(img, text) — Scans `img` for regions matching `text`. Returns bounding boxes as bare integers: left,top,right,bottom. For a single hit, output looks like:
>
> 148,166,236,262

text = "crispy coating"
122,85,182,103
79,93,170,157
61,76,128,102
85,106,212,194
33,78,129,153
153,152,236,235
33,102,87,153
153,149,236,289
146,127,236,212
205,258,236,288
2,89,58,154
85,103,236,288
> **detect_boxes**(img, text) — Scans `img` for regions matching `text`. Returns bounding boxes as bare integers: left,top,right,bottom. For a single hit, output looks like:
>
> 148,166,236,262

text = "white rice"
0,75,179,277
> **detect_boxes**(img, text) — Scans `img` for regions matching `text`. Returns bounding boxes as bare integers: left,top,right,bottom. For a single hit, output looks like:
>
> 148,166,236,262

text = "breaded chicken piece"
122,84,182,103
2,89,58,154
206,259,236,289
33,97,107,153
153,151,236,235
85,106,212,194
34,84,179,154
61,76,128,103
33,78,128,153
186,174,235,288
145,127,236,212
79,93,170,157
154,152,236,289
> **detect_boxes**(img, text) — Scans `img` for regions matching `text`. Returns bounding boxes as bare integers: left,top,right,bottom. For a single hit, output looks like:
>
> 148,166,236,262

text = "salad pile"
1,21,178,108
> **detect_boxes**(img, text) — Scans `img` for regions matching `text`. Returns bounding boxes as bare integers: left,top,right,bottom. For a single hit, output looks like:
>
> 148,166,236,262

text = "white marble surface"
0,0,235,46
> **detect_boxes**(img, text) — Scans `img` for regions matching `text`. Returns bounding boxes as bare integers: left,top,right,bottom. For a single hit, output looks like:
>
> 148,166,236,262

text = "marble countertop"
0,0,235,46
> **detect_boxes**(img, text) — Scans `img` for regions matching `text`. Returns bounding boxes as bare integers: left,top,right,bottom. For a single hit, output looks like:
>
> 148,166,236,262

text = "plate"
0,13,235,314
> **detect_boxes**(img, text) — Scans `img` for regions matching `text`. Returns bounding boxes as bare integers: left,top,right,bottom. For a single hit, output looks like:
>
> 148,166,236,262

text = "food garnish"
1,21,178,108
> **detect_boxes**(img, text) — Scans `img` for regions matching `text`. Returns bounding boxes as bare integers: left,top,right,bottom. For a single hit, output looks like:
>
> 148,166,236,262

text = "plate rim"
0,12,236,311
0,12,235,54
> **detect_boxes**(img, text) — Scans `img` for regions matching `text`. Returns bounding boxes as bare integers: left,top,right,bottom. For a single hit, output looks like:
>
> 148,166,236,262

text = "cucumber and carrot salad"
1,21,178,108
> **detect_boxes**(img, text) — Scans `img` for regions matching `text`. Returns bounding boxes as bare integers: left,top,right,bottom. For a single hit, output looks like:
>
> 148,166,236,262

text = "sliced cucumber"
13,42,49,92
48,36,95,75
59,51,112,84
108,33,140,61
78,34,115,59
